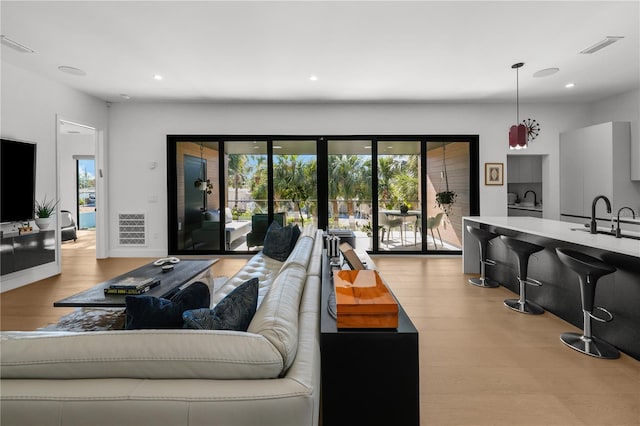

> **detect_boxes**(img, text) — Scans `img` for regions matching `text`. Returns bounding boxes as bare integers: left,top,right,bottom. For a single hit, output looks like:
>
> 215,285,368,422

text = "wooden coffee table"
53,259,218,308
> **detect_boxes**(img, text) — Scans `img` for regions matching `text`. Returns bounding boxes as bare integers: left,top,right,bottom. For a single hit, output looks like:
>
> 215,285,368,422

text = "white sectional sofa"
1,226,324,426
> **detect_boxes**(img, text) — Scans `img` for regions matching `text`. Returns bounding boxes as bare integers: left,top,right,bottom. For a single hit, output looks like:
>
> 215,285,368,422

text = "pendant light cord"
516,66,520,124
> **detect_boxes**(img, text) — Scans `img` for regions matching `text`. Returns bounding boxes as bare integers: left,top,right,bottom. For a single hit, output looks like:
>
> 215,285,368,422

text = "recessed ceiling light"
120,94,131,100
533,68,559,78
565,83,576,88
58,66,86,76
154,74,163,81
309,75,318,81
580,36,624,54
273,145,282,149
0,35,36,53
364,145,371,149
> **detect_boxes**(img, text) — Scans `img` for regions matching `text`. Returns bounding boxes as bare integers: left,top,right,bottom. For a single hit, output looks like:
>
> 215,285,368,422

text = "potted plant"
434,144,457,218
34,195,59,229
399,202,410,214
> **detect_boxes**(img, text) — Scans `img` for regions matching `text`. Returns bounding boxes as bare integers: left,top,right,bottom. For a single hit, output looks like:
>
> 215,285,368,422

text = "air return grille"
118,213,146,246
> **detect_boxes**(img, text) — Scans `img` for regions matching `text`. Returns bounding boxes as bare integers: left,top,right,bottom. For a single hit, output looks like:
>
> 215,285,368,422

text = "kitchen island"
463,216,640,360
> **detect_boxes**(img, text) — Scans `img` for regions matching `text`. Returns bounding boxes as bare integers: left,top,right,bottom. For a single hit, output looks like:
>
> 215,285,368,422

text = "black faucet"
615,207,636,238
590,195,612,234
523,190,537,206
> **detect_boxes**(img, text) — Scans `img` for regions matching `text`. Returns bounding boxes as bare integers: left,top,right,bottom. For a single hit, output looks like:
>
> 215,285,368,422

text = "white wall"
3,59,635,264
0,61,108,291
589,89,640,181
107,101,591,256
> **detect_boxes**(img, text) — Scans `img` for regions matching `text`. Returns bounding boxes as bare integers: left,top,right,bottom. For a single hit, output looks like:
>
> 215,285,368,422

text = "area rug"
40,277,229,332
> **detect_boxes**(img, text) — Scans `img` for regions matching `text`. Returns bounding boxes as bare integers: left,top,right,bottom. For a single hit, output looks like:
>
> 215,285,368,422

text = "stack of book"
104,277,160,295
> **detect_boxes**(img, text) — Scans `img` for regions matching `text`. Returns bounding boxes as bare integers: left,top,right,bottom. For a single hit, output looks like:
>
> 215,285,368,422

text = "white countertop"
463,216,640,258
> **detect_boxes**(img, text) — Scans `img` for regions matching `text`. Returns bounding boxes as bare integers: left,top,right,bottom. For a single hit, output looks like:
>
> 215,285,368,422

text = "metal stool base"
468,277,499,288
560,332,620,359
504,298,545,315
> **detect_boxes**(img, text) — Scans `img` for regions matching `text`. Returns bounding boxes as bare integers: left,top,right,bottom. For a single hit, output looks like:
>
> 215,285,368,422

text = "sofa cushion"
0,329,284,379
212,252,283,309
225,207,233,223
183,278,258,331
279,235,314,274
124,282,210,329
248,264,308,375
263,221,294,261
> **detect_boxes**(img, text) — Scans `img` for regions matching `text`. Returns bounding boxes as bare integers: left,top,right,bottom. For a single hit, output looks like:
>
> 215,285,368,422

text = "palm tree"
330,155,364,217
377,156,399,208
227,154,247,209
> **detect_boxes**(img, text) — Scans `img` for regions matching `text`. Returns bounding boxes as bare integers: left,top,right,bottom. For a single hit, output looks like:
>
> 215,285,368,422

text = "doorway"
58,119,98,257
76,157,96,229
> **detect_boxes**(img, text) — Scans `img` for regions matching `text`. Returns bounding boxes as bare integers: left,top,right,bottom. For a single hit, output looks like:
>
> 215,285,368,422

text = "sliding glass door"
376,140,422,252
425,141,472,252
167,135,478,255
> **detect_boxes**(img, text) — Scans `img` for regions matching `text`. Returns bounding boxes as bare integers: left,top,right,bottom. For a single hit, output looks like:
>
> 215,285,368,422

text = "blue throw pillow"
290,224,301,252
262,221,294,261
183,277,259,331
125,282,210,330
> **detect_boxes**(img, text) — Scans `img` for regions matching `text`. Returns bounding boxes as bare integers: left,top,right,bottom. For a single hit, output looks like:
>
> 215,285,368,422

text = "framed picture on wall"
485,163,504,185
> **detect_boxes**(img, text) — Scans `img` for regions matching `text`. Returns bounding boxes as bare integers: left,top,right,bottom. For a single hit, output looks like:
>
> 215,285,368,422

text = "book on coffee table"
104,280,159,295
104,277,160,295
108,276,157,289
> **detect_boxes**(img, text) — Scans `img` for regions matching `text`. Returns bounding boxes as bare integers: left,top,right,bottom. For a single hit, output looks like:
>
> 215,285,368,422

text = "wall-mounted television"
1,139,37,223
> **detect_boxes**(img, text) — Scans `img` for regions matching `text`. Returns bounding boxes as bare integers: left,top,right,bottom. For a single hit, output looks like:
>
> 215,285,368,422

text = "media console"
1,230,55,275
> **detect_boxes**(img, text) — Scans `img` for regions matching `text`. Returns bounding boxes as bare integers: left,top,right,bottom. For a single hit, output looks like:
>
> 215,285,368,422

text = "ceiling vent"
580,36,624,54
0,35,36,54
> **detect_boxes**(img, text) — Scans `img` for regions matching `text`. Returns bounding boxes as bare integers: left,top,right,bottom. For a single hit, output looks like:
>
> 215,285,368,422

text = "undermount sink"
570,227,640,241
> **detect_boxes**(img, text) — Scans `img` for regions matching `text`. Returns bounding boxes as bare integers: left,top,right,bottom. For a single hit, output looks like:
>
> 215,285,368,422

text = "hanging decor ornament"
434,143,457,220
522,118,540,142
509,62,528,150
194,143,213,194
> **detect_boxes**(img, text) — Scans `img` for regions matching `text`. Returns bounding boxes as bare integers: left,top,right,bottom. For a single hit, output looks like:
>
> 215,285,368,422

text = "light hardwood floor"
2,231,639,425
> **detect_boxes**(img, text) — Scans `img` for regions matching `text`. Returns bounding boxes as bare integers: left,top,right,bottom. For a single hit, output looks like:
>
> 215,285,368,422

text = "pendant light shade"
509,62,527,150
509,124,527,149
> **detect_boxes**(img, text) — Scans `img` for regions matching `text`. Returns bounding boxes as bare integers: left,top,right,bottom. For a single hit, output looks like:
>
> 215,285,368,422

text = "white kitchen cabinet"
560,122,639,220
508,207,543,218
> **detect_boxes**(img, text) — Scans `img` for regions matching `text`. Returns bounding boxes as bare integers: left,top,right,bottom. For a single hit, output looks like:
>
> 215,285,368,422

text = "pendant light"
509,62,527,150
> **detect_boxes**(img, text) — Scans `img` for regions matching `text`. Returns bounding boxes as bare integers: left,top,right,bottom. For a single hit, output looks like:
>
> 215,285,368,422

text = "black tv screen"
1,139,37,223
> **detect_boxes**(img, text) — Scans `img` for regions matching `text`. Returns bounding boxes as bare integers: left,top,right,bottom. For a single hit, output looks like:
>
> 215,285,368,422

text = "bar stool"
500,235,545,315
466,225,499,288
555,248,619,359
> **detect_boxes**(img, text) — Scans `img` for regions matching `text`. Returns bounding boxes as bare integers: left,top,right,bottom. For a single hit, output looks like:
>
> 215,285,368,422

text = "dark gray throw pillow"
262,221,294,261
289,224,301,252
124,281,210,330
183,277,259,331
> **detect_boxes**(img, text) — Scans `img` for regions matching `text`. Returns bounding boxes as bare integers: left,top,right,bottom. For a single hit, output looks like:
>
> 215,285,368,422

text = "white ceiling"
2,1,638,104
